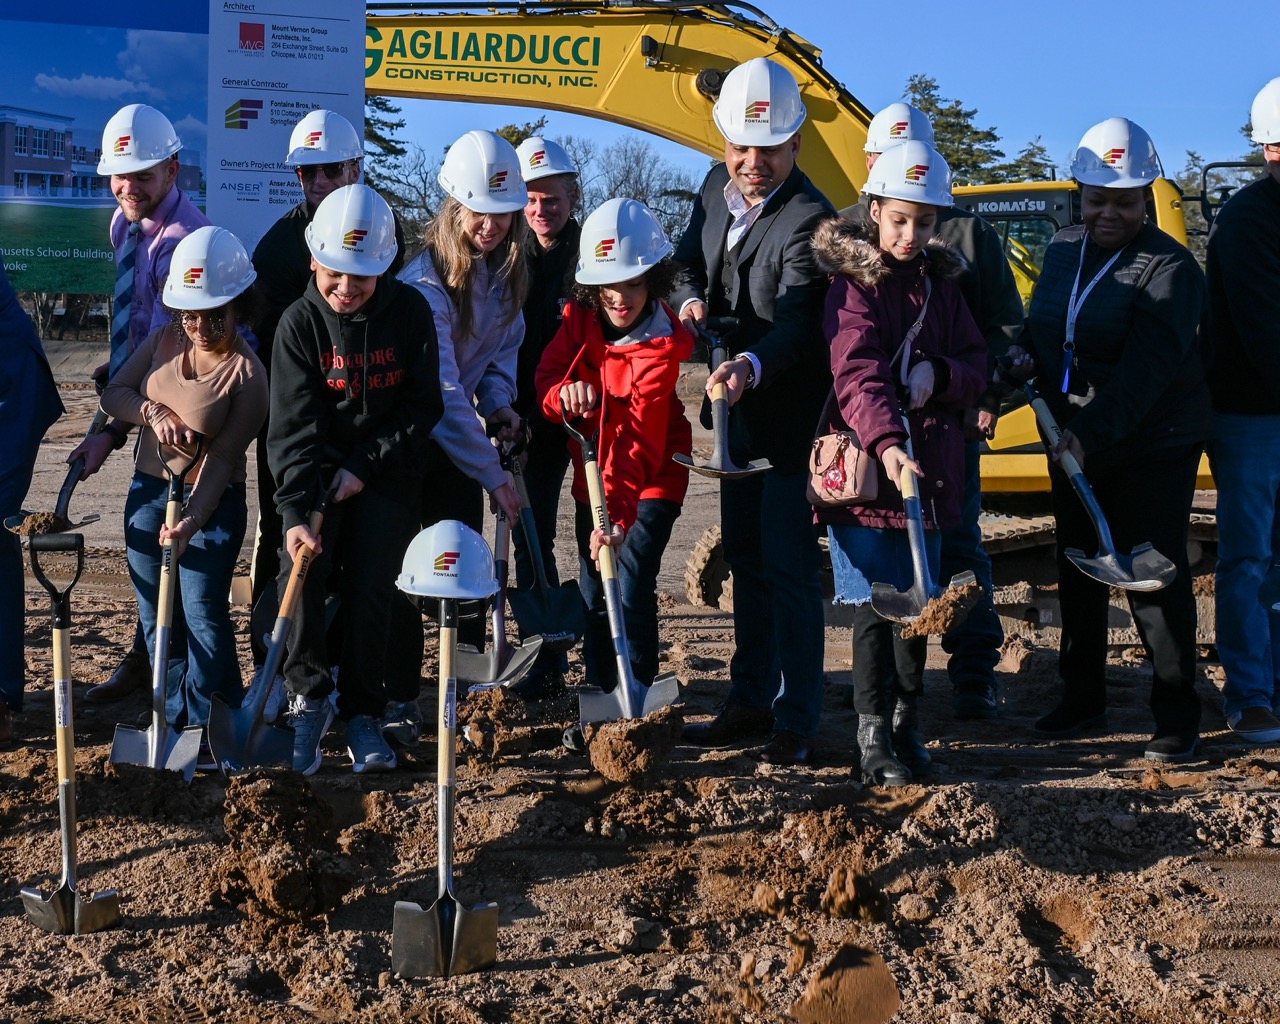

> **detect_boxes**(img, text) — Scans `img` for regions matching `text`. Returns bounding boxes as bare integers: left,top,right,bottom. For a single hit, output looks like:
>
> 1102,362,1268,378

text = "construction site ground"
2,339,1278,1024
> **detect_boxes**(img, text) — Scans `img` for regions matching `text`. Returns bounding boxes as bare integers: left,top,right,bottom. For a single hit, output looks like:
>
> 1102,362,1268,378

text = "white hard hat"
865,102,935,153
1250,77,1280,145
576,198,674,286
97,104,181,175
516,136,578,183
285,109,363,166
162,226,256,311
397,520,498,601
864,141,954,208
305,184,398,276
438,130,528,214
1070,117,1163,188
712,58,807,147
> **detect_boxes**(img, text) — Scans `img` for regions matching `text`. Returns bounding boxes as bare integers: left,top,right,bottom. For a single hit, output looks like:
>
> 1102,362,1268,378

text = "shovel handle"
1025,391,1086,478
53,404,105,521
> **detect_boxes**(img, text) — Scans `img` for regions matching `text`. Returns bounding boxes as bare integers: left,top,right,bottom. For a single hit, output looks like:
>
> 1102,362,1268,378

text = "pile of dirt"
12,511,72,536
587,704,685,784
900,580,984,638
213,771,357,921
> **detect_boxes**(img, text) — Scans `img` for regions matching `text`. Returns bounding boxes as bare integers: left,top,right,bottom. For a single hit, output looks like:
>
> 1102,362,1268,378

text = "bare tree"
373,143,447,252
561,134,702,240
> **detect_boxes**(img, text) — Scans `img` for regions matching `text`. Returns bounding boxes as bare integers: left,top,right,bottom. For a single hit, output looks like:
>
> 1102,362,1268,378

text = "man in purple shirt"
72,103,211,702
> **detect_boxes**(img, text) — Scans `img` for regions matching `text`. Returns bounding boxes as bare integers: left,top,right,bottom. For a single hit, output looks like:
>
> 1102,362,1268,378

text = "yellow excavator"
366,2,1221,647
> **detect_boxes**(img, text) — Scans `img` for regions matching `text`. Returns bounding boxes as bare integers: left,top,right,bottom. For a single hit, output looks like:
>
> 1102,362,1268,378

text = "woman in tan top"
102,226,267,730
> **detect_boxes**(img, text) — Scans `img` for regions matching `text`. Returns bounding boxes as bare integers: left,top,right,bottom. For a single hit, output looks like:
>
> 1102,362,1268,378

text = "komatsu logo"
342,228,368,248
595,238,615,259
745,100,770,122
488,170,509,190
182,266,204,285
975,199,1049,214
905,164,929,183
434,551,460,571
1103,147,1126,166
112,135,132,156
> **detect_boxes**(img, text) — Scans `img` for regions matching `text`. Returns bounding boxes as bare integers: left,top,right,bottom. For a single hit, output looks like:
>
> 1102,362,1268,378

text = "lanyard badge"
1063,240,1123,393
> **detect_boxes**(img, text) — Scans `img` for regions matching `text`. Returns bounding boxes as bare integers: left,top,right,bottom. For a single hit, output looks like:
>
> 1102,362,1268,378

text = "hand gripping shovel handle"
55,408,111,521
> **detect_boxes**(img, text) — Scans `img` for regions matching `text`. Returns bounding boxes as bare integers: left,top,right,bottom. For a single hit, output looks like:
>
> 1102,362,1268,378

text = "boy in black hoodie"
268,184,442,775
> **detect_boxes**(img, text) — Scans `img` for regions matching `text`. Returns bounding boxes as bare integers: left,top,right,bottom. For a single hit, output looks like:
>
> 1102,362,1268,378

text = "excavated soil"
3,357,1278,1023
12,512,72,536
900,581,984,639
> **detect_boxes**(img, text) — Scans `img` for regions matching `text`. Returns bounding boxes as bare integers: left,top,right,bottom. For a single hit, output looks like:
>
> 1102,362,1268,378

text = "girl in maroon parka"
812,141,986,786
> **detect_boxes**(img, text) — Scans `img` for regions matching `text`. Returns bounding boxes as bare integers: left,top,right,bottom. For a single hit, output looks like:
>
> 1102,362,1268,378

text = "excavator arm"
366,2,873,208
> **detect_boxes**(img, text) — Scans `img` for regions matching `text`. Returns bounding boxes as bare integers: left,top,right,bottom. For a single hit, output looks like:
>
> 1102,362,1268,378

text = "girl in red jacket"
536,198,694,693
813,142,987,787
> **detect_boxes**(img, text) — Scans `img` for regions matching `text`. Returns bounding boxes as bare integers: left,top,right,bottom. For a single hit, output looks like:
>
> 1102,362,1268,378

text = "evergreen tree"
903,74,1004,184
363,95,407,194
993,137,1057,183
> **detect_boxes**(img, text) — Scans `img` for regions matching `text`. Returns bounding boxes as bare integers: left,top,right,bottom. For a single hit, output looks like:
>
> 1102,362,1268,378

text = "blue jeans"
1210,413,1280,716
939,441,1004,687
721,470,826,739
575,498,679,689
125,473,246,727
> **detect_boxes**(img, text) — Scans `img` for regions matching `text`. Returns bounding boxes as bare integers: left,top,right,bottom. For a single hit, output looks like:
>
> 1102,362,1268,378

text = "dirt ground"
3,343,1279,1024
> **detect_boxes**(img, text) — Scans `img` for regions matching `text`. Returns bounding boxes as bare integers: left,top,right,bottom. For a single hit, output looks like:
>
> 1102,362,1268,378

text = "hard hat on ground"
1250,77,1280,145
97,104,181,175
516,136,578,183
438,130,528,214
865,102,936,153
286,110,363,166
863,141,954,207
163,227,256,311
575,198,674,286
1070,117,1163,188
712,58,807,147
305,184,398,276
397,520,498,601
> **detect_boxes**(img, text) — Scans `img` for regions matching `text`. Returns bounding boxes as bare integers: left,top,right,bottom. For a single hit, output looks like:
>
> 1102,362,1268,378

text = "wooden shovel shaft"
437,601,457,898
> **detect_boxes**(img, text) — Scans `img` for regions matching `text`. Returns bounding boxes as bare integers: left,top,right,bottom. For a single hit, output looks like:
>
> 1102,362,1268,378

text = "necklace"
186,336,231,380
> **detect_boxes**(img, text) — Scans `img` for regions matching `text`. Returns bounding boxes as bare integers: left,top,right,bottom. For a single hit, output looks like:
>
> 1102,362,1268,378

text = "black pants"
1050,441,1202,735
281,481,419,721
850,603,927,718
385,442,485,702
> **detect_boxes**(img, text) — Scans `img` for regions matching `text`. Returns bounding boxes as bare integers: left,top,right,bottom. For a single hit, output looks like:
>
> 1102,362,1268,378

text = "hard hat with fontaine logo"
438,130,528,213
1070,117,1163,189
711,58,807,148
397,520,498,600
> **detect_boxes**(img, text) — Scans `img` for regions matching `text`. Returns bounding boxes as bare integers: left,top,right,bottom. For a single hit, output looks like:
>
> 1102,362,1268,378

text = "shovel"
673,318,771,479
505,439,584,654
456,496,545,691
207,485,338,772
110,437,204,783
562,411,680,723
6,410,108,535
20,532,122,935
870,427,977,625
393,597,499,978
1024,381,1175,592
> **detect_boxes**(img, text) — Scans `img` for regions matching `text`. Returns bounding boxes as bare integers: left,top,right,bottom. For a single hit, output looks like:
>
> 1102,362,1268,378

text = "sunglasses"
178,310,227,337
297,161,351,182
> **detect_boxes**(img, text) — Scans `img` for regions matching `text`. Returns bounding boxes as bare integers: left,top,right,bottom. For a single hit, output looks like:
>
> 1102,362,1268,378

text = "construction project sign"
206,0,365,254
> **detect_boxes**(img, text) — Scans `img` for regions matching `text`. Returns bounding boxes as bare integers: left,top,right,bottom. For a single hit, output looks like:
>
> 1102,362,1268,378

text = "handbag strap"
890,276,933,388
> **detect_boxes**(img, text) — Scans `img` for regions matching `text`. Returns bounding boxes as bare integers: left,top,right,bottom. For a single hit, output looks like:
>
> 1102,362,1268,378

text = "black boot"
857,715,912,787
891,696,930,776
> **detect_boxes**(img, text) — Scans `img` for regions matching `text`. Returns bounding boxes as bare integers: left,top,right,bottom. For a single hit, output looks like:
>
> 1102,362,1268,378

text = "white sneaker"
347,714,398,774
286,693,335,776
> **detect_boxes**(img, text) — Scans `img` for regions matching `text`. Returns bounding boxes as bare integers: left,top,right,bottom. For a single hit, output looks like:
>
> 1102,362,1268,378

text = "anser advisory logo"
225,99,264,130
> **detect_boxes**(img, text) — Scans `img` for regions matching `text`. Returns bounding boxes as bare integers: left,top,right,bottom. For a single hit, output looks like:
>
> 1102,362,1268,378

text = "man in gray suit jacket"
673,58,834,765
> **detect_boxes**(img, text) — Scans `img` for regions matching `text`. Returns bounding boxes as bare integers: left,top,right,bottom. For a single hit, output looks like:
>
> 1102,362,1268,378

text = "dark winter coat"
516,218,581,420
811,218,987,530
267,275,442,533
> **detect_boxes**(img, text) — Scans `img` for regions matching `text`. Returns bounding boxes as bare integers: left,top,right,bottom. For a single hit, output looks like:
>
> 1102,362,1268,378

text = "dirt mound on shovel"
588,703,684,784
213,771,357,922
900,580,984,638
13,511,72,535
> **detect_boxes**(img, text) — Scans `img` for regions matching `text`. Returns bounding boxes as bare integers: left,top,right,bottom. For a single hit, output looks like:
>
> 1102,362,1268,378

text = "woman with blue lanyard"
1005,117,1209,763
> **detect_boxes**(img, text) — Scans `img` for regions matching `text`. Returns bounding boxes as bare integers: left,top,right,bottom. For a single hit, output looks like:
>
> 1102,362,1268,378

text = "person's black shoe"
508,669,564,702
86,648,151,703
892,697,931,776
682,703,774,747
1033,701,1107,738
1144,731,1199,764
758,730,811,766
953,681,999,721
857,715,912,787
562,723,588,755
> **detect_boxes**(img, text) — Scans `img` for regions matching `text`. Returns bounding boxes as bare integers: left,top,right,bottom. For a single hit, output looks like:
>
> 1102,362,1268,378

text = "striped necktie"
109,223,140,379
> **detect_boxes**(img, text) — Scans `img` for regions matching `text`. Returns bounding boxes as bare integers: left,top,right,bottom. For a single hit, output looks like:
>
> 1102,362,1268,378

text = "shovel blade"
392,896,498,978
75,889,122,934
20,884,120,935
636,672,680,717
207,694,295,774
869,582,924,624
110,722,203,784
578,686,630,725
1127,543,1177,591
674,452,773,479
579,672,681,724
458,635,544,690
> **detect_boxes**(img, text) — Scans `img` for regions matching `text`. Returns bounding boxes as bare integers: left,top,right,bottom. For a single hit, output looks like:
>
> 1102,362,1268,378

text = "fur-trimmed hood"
811,215,969,286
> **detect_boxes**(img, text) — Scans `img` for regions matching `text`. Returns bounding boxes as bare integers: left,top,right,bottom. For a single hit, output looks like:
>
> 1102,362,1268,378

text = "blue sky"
5,2,1272,181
